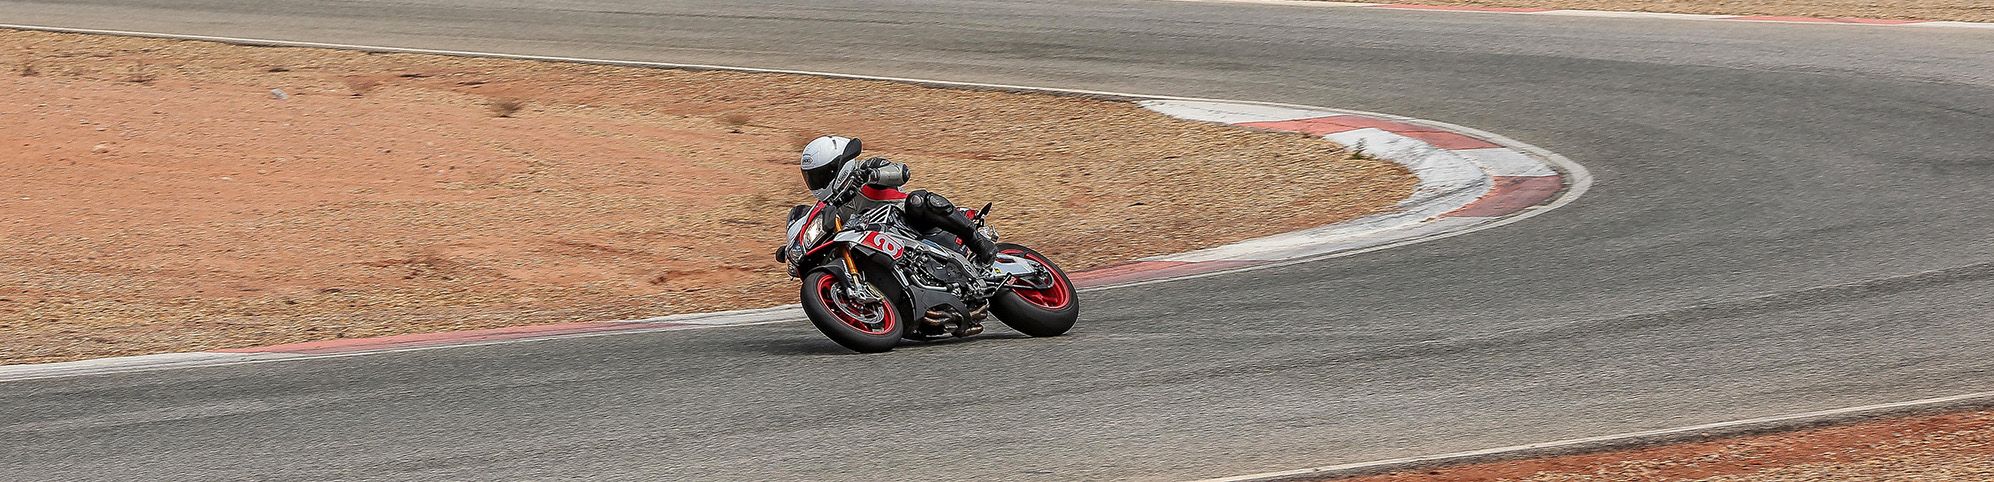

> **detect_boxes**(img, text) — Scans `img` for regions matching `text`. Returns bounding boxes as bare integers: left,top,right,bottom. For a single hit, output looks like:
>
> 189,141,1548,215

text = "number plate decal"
860,232,906,258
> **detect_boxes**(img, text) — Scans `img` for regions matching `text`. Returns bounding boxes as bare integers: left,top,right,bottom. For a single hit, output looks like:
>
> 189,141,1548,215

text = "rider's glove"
868,161,909,188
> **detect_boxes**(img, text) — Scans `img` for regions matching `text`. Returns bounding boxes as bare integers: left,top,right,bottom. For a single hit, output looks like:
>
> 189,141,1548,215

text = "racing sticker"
860,232,906,258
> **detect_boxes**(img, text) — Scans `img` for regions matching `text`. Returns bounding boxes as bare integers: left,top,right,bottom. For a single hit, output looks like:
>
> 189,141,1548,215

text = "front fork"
835,246,884,304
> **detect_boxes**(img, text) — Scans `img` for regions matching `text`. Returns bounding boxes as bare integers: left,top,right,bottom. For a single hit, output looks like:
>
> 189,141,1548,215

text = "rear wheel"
990,243,1079,337
801,270,904,353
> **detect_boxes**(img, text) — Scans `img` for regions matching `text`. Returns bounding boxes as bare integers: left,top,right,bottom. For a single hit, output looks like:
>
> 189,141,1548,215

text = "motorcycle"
777,200,1078,352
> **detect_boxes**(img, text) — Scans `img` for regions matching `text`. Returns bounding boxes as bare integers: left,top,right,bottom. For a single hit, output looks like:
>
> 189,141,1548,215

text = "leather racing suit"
819,157,998,264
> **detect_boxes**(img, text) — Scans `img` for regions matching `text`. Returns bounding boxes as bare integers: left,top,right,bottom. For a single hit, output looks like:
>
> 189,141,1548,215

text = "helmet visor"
803,162,841,191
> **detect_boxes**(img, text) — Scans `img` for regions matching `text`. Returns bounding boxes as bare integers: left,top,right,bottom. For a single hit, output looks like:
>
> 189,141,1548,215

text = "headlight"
802,215,830,246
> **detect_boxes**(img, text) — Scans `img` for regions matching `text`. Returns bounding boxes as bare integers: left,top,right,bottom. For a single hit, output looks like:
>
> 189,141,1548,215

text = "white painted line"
0,352,298,383
1456,148,1557,177
1,306,808,379
0,321,790,382
1197,389,1994,482
1533,10,1731,20
1135,99,1341,124
1713,17,1927,26
1907,21,1994,30
625,304,804,325
1164,0,1382,7
1153,216,1492,262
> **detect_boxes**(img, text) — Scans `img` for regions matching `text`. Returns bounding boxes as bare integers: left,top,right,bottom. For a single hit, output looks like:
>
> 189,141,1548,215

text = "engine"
907,245,973,289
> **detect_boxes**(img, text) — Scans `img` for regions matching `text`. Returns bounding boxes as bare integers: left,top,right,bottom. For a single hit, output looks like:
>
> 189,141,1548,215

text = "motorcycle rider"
797,135,998,265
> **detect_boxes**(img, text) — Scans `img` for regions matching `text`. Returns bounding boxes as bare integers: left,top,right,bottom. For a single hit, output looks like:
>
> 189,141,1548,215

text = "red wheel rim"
1002,249,1072,310
816,275,896,335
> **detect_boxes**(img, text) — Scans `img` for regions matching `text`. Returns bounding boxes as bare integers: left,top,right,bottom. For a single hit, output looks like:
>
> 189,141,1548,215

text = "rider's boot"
965,230,998,265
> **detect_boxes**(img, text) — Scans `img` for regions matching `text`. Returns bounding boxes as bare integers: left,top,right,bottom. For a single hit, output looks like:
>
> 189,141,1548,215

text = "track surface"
4,1,1994,480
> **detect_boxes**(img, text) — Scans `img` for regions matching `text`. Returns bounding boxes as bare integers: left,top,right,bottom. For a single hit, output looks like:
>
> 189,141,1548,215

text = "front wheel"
990,243,1079,337
801,270,904,353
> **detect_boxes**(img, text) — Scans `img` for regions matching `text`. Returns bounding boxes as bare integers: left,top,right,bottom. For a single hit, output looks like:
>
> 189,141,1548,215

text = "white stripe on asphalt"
1456,148,1559,177
1151,216,1494,262
1908,21,1994,29
1168,0,1384,7
625,304,806,324
0,352,297,383
0,321,790,382
1135,99,1343,124
1532,10,1732,20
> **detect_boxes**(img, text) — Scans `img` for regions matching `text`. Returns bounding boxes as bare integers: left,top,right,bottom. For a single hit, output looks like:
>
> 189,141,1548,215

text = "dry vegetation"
0,29,1416,364
487,97,526,117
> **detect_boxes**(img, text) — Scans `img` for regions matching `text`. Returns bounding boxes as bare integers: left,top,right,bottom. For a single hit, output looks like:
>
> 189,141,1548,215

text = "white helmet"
801,136,863,195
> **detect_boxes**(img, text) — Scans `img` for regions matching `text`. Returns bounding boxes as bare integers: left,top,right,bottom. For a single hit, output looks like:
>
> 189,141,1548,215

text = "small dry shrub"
488,98,526,118
342,76,380,96
125,62,156,84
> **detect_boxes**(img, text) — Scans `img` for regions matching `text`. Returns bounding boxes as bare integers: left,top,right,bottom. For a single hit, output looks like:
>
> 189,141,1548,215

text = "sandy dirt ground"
1361,1,1994,22
0,29,1415,364
1337,408,1994,481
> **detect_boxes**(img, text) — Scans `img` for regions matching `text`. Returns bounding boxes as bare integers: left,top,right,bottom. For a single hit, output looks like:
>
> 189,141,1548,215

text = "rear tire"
990,243,1079,337
801,270,904,353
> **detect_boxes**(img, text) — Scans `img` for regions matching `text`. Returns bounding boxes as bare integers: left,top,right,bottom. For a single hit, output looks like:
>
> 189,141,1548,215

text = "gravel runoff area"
1353,1,1994,23
1331,408,1994,481
0,29,1416,364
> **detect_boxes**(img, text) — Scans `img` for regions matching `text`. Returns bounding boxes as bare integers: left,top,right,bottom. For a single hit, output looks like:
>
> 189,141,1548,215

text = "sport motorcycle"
777,201,1078,352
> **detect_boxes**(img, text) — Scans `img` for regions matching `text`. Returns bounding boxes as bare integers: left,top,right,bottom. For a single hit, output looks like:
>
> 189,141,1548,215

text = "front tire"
801,270,904,353
990,243,1079,337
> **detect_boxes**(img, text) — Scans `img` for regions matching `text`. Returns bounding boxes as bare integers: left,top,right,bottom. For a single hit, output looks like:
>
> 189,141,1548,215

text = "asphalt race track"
4,1,1994,480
